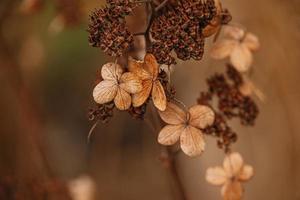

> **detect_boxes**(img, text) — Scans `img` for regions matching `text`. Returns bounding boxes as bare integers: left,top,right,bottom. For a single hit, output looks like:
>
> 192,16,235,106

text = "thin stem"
155,0,169,12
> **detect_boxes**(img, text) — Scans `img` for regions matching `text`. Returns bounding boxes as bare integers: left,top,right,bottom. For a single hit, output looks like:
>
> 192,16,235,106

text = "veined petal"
238,165,254,182
132,79,152,107
210,39,237,60
230,44,253,72
144,53,159,79
158,124,184,145
243,33,260,51
119,72,142,94
101,62,123,81
93,80,117,104
223,152,244,177
114,87,131,110
152,80,167,111
221,181,243,200
188,105,215,129
158,102,186,125
128,57,151,80
206,167,227,186
180,126,205,157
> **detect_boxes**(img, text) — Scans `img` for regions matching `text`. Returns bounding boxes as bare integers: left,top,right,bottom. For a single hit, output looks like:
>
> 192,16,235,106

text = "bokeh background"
0,0,300,199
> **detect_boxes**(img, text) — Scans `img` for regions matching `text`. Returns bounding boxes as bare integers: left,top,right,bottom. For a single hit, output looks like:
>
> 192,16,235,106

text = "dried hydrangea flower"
93,63,142,110
239,78,266,102
128,53,167,111
210,26,260,72
206,152,254,200
158,102,215,157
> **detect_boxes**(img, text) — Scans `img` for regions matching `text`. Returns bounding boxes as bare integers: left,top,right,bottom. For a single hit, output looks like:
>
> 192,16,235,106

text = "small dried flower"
68,175,96,200
158,102,215,157
128,53,167,111
93,63,142,110
206,152,254,200
210,26,260,72
239,78,266,102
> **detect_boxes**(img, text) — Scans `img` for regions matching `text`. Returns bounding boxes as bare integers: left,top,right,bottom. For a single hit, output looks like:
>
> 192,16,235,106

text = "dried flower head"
206,152,254,200
128,53,167,111
93,62,142,110
158,102,215,157
210,26,260,72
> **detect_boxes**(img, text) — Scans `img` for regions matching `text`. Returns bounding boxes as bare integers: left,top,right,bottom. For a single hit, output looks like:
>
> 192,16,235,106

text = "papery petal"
180,126,205,157
101,62,123,81
114,87,131,110
152,80,167,111
223,152,244,177
223,26,245,40
238,165,254,182
158,124,184,145
221,181,243,200
128,57,152,80
93,80,117,104
243,33,260,51
188,105,215,129
132,79,152,107
144,53,159,79
119,72,142,94
206,167,227,186
210,39,237,60
230,44,253,72
158,102,186,125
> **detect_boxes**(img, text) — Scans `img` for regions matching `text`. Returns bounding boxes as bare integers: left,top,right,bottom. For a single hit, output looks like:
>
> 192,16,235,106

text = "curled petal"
152,80,167,111
230,44,253,72
93,80,117,104
119,72,142,94
206,167,227,186
238,165,254,182
101,62,123,81
210,39,237,60
243,33,260,51
158,102,186,125
158,124,184,145
180,126,205,157
144,53,159,79
223,152,244,177
221,181,243,200
132,79,152,107
128,57,152,80
114,87,131,110
223,26,245,40
188,105,215,129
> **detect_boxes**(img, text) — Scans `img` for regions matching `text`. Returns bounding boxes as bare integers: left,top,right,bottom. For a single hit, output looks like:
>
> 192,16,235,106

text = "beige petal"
128,57,151,80
223,26,245,40
101,62,123,81
230,44,253,72
114,87,131,110
188,105,215,129
180,126,205,157
119,72,142,94
158,124,184,145
243,33,260,51
221,181,243,200
93,80,117,104
238,165,254,182
158,102,186,125
223,152,244,177
132,79,152,107
210,39,237,60
152,80,167,111
206,167,227,186
144,53,159,79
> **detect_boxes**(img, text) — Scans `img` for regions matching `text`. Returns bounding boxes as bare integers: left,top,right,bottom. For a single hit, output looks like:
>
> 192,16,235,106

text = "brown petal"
114,87,131,110
158,124,184,145
210,39,237,60
158,102,186,125
206,167,227,186
223,26,245,40
223,152,244,177
238,165,254,182
101,62,123,81
243,33,260,51
152,80,167,111
188,105,215,129
180,126,205,157
93,80,118,104
221,181,243,200
144,53,159,79
119,72,142,94
132,79,152,107
230,44,253,72
128,57,151,80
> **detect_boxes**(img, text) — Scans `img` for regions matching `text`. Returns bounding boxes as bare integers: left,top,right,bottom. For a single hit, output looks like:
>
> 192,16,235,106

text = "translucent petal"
238,165,254,181
221,181,243,200
223,152,244,177
101,62,123,81
223,26,245,40
188,105,215,129
230,44,253,72
114,87,131,110
206,166,227,186
210,39,237,60
128,57,151,80
152,80,167,111
158,102,186,125
243,33,260,51
158,124,184,145
119,72,142,94
132,79,152,107
93,80,117,104
144,53,159,79
180,126,205,157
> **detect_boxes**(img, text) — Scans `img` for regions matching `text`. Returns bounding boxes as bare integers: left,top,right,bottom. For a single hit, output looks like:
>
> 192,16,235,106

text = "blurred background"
0,0,300,199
